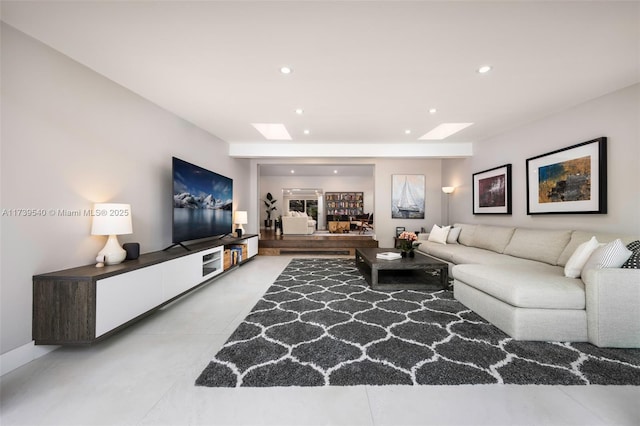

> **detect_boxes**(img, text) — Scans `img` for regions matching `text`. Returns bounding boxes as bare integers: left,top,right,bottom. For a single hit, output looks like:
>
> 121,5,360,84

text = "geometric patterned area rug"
196,258,640,387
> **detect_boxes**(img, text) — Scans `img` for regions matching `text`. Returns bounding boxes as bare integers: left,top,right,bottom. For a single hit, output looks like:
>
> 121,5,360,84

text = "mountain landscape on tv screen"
173,192,232,210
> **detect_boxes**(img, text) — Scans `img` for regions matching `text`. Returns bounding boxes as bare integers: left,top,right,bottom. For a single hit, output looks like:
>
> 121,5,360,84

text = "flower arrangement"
397,231,421,254
398,231,418,242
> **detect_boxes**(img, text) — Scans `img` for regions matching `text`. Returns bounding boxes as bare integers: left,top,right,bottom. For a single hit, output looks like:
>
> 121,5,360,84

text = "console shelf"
32,234,258,345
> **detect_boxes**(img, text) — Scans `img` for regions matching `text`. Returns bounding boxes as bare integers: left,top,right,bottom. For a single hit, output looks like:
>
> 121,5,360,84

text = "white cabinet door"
95,266,163,337
162,254,201,301
246,236,259,258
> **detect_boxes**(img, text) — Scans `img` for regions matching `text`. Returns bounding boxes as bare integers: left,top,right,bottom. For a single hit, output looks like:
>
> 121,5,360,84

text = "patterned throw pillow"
581,238,632,277
622,240,640,269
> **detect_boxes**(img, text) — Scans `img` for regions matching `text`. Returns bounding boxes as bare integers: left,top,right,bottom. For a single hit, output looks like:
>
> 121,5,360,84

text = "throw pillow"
446,227,461,244
622,240,640,269
564,236,600,278
428,224,450,245
581,239,633,277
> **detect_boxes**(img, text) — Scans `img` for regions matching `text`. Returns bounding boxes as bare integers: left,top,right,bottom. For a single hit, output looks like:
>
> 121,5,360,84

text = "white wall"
0,24,251,356
443,84,640,235
373,159,443,248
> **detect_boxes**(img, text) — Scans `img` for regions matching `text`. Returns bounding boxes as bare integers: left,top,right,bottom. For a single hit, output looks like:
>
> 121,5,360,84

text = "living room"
1,1,639,424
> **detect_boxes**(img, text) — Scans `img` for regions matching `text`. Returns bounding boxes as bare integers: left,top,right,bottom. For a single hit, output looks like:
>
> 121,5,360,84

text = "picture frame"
395,227,405,237
526,137,607,214
472,164,512,215
392,174,425,219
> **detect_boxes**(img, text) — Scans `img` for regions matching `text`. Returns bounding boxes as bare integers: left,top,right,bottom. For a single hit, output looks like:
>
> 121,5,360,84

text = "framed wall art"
526,137,607,214
392,174,425,219
472,164,512,214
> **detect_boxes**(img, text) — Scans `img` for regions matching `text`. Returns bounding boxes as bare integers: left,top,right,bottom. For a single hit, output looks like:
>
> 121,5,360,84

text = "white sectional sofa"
416,223,640,348
281,212,316,235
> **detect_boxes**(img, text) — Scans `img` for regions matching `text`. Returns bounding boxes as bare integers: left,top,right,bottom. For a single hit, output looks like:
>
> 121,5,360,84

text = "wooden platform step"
258,233,378,256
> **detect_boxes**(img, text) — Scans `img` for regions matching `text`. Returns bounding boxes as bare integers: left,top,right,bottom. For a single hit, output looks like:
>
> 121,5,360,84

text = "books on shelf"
376,252,401,260
230,246,243,265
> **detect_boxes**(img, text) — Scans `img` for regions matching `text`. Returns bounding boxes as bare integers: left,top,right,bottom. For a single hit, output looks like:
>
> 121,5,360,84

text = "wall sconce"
91,203,132,265
234,210,248,237
441,187,455,225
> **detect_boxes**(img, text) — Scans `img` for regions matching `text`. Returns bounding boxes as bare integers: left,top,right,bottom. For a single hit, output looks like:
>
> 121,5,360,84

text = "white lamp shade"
234,211,248,225
442,186,455,194
91,203,133,235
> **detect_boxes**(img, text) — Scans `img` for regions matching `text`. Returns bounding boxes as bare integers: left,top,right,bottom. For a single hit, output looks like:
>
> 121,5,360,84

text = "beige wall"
443,83,640,235
0,24,251,357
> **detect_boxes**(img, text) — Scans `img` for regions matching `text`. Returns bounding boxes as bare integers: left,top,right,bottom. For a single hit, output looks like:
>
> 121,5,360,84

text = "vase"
409,250,415,258
401,251,407,258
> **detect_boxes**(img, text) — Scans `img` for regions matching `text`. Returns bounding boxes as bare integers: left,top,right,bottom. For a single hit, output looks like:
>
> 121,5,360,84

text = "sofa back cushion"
504,228,571,265
557,231,640,266
472,225,515,253
454,223,476,246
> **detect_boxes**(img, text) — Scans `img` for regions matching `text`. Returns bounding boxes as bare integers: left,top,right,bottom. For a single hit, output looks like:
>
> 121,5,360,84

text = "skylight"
418,123,473,140
251,123,292,140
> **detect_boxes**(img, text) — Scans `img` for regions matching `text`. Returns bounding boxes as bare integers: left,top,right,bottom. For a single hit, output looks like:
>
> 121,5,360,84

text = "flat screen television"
171,157,233,246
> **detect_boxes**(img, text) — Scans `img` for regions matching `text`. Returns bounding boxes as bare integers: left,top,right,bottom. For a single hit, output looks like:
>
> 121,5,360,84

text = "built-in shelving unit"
202,250,221,277
33,234,258,345
325,192,364,217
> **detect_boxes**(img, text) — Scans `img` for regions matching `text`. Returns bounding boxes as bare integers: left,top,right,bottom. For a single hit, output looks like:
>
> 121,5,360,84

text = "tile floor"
1,255,639,426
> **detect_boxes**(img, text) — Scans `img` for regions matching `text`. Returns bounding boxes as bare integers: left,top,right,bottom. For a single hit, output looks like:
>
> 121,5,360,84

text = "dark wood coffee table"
355,247,449,291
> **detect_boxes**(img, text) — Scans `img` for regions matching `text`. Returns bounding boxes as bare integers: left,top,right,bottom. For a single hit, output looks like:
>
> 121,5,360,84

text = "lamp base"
236,224,245,238
97,234,127,265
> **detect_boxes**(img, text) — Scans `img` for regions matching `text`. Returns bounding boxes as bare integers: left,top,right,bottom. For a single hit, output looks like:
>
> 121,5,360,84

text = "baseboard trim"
1,341,59,376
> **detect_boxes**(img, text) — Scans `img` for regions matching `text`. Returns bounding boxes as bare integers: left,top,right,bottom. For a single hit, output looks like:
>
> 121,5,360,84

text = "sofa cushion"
453,264,586,310
503,228,571,265
471,225,515,253
447,227,461,244
428,224,450,244
449,245,538,267
564,236,600,278
622,240,640,269
454,223,476,246
558,231,639,266
581,239,632,276
418,241,455,262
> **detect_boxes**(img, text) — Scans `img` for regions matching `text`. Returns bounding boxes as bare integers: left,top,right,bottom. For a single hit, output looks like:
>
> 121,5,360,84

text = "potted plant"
263,192,277,228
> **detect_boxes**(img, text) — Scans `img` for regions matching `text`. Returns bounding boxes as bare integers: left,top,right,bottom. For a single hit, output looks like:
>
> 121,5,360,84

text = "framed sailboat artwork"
392,174,425,219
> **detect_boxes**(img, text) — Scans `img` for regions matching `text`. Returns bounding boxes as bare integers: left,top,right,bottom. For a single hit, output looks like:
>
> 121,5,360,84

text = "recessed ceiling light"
251,123,292,140
333,170,338,174
404,129,412,135
280,66,292,74
418,123,474,140
428,108,437,114
477,65,492,74
303,129,310,135
290,170,295,174
295,108,304,115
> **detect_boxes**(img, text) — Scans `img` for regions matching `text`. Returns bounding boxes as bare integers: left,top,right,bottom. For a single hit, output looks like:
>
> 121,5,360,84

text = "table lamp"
234,210,248,237
91,203,133,265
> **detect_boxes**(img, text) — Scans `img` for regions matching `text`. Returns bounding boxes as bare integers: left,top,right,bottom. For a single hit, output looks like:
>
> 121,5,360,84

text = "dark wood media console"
33,235,258,345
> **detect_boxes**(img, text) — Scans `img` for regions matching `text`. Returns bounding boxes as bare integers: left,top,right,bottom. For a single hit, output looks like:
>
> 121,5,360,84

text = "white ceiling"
260,163,374,177
2,1,639,159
